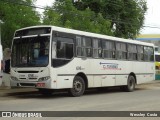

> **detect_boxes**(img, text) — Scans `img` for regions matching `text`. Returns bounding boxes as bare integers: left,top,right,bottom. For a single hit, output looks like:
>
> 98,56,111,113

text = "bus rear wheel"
68,76,85,97
121,75,136,92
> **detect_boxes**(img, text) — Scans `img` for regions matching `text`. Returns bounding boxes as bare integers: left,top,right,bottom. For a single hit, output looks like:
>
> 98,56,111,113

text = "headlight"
11,76,19,81
38,76,50,81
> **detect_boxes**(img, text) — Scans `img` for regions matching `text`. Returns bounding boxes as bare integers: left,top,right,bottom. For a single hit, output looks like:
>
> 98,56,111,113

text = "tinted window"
144,46,154,61
116,42,127,60
93,39,102,58
56,37,74,59
128,44,137,60
76,36,92,57
137,46,144,61
103,40,115,59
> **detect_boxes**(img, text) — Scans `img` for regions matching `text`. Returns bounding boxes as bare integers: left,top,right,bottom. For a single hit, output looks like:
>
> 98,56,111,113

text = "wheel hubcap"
129,78,134,89
73,81,82,92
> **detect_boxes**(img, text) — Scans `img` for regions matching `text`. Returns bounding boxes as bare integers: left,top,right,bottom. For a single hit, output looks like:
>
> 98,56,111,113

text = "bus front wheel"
68,76,85,97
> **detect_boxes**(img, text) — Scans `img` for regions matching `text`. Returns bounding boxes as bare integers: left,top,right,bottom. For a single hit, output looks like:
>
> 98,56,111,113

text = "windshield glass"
11,36,50,67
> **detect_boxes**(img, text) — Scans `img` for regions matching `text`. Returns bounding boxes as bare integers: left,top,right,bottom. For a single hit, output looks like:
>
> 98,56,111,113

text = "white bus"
10,26,155,96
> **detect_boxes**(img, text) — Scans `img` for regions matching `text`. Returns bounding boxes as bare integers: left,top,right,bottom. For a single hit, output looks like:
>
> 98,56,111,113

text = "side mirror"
57,41,61,50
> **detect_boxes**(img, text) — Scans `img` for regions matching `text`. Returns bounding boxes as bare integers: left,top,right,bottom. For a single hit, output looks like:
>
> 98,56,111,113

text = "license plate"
37,83,45,87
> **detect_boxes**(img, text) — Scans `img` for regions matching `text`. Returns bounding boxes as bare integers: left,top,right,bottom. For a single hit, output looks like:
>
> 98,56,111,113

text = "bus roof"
16,25,154,47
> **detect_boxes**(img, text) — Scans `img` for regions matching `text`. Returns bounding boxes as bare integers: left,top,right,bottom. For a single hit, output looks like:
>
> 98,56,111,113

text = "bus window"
128,44,137,60
11,36,50,67
144,46,148,61
52,37,74,67
116,42,127,60
137,46,144,61
56,37,74,59
76,36,92,57
102,40,115,59
76,36,82,56
144,46,154,61
148,47,154,61
93,39,102,58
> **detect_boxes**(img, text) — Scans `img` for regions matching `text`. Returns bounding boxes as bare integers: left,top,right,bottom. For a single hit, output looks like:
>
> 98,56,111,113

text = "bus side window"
144,46,149,61
148,47,154,61
76,36,82,57
116,42,127,60
137,45,144,61
56,37,74,59
144,46,154,62
93,39,102,58
128,44,137,60
102,40,115,59
76,36,92,57
82,37,92,57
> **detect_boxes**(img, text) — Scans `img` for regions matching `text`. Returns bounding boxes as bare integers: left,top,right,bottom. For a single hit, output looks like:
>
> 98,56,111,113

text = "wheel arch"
75,72,88,89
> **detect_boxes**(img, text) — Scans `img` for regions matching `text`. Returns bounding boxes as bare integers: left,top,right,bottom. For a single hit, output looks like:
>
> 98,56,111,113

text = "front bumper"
10,79,52,89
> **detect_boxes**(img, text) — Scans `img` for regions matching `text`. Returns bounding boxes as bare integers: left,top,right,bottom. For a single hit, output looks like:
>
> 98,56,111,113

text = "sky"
35,0,160,34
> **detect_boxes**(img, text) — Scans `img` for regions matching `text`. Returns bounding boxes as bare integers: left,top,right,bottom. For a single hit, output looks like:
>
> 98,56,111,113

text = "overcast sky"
35,0,160,34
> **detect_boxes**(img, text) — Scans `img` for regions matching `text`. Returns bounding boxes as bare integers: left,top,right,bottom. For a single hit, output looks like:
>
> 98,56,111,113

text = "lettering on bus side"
76,66,85,70
100,62,122,70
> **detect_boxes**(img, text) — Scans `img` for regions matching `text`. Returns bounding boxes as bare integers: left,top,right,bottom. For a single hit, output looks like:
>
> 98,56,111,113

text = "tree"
74,0,147,39
0,0,40,48
43,0,113,36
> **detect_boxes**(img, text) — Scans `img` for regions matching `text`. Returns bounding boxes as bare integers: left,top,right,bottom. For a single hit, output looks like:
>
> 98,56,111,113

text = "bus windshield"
11,36,50,67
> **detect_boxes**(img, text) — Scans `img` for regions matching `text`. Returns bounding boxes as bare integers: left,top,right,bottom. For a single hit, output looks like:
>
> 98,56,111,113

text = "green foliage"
0,0,147,50
0,0,40,48
43,0,113,36
74,0,147,39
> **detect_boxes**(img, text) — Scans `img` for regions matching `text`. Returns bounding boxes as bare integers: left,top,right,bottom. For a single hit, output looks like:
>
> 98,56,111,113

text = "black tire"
68,76,85,97
121,75,136,92
38,88,54,96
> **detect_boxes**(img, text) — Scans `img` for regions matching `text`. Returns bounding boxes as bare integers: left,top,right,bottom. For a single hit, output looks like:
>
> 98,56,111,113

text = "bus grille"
17,71,39,73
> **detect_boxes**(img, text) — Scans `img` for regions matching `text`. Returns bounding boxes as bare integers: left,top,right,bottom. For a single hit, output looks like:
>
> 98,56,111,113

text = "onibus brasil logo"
100,62,122,70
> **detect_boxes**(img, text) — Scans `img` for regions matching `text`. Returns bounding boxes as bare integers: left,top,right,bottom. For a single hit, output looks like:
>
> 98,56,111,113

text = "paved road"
0,81,160,119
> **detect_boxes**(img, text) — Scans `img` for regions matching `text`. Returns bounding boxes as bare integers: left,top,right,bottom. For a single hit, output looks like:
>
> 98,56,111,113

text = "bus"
10,26,155,96
154,46,160,70
154,48,160,80
155,52,160,69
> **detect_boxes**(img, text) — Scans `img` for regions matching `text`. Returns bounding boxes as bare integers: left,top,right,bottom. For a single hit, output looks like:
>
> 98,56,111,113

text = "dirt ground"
136,80,160,89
